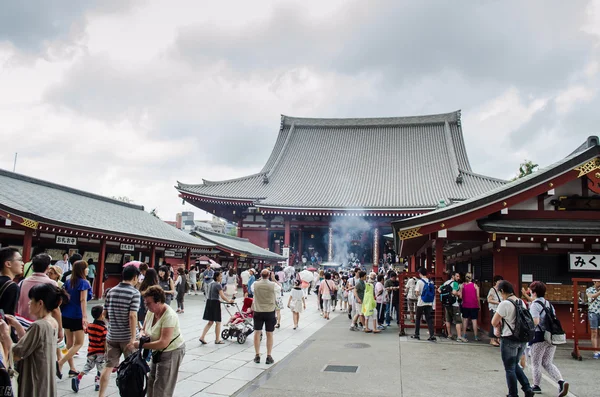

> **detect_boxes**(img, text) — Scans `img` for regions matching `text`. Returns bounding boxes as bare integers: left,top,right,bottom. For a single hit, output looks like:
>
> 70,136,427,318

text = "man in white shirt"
55,252,71,274
241,268,251,295
412,267,436,341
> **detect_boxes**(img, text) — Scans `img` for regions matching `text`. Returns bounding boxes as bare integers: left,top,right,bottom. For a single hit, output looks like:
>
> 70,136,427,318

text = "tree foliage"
513,160,539,180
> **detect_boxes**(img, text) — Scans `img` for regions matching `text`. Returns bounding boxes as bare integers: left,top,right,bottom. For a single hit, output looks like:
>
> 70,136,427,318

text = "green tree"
227,227,238,237
513,160,538,180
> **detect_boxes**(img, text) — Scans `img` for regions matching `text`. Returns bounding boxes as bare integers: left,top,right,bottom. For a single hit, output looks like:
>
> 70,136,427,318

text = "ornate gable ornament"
398,227,422,240
574,157,600,177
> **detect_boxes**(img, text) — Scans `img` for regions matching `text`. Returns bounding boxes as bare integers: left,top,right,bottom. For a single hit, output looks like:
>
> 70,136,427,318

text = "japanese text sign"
569,253,600,271
56,236,77,245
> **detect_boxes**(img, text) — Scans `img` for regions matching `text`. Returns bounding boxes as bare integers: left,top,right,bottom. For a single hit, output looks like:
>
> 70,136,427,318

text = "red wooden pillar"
95,238,107,299
185,248,191,270
233,256,238,272
298,228,303,254
284,218,291,247
149,245,156,268
22,229,33,263
434,238,445,333
409,255,416,273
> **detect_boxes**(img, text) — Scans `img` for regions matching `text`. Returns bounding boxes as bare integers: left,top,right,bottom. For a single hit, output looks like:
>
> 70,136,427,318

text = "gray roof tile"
0,169,214,248
178,111,505,209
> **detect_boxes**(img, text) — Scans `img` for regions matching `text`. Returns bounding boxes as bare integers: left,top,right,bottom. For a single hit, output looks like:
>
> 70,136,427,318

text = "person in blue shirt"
247,269,256,298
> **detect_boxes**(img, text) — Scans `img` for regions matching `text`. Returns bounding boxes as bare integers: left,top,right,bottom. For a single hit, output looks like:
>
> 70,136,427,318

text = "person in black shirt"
0,247,23,316
384,272,400,326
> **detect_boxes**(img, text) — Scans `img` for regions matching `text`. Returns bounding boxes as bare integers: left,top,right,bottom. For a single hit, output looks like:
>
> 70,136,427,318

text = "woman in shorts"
460,273,480,341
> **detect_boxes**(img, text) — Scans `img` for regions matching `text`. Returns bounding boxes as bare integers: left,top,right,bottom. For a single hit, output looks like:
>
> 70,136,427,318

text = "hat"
49,265,63,277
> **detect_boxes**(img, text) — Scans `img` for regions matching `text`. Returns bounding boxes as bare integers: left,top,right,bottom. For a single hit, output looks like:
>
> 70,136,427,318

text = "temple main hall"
176,110,505,270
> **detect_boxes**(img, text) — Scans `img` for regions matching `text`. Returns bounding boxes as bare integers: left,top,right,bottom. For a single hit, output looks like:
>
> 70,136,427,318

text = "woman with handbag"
134,285,185,397
0,283,68,397
288,280,306,329
59,260,92,377
319,273,337,320
527,281,569,396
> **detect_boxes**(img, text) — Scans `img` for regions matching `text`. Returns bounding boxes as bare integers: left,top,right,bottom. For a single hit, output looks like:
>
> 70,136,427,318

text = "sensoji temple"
392,135,600,337
176,110,505,271
0,169,216,297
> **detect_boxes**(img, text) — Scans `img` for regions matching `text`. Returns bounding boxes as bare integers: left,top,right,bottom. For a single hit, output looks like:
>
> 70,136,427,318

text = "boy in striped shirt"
72,305,107,392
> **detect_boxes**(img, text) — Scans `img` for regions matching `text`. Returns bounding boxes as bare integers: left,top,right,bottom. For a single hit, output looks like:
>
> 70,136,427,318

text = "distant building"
164,221,177,228
175,212,236,235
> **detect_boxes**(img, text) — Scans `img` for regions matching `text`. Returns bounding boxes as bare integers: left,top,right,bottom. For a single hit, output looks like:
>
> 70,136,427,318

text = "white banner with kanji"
569,253,600,271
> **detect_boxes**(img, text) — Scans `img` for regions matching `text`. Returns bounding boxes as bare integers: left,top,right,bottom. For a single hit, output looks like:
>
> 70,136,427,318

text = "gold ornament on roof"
21,218,39,229
574,157,600,177
398,227,422,240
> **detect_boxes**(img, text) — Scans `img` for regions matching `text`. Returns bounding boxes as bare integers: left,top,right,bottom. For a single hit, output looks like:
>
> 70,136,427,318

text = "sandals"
215,340,225,344
373,330,381,334
275,323,280,329
199,338,207,345
364,329,373,333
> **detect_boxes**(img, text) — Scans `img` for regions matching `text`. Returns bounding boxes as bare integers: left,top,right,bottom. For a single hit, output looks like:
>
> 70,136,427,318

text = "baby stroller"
222,297,255,344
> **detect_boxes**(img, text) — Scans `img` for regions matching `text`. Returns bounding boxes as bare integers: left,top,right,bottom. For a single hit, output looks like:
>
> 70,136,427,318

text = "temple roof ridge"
280,110,461,128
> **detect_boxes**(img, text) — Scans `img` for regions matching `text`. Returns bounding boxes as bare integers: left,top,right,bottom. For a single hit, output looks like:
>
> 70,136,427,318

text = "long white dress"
290,288,304,313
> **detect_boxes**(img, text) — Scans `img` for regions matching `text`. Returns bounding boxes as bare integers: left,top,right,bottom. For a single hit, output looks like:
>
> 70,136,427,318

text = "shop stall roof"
191,229,285,261
0,169,214,248
478,219,600,235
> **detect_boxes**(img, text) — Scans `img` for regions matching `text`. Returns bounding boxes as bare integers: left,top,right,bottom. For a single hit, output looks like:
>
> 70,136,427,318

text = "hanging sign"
569,253,600,271
282,247,290,258
56,236,77,245
165,250,176,257
120,243,135,251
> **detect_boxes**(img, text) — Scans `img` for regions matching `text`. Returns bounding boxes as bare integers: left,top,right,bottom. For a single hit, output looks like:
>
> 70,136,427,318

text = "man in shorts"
252,269,277,364
98,265,141,397
440,272,466,342
350,271,367,331
586,279,600,358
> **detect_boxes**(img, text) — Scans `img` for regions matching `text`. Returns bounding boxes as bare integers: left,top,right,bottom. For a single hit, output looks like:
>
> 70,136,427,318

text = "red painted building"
392,136,600,337
176,111,504,270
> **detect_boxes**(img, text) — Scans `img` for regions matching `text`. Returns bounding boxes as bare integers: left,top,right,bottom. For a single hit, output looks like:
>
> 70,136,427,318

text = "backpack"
535,301,567,345
439,282,456,307
504,299,536,343
116,348,150,397
419,279,435,303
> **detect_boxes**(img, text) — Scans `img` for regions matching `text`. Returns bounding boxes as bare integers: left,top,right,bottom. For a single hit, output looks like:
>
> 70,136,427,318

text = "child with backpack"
72,305,107,393
411,268,436,341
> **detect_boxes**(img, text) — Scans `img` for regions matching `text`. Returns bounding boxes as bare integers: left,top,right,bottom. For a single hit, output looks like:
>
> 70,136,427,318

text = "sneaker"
524,390,535,397
593,352,600,359
349,325,357,331
71,377,80,393
474,336,481,341
254,355,260,364
68,370,79,378
377,325,385,330
347,313,352,320
385,323,391,327
427,336,437,342
558,381,569,397
411,335,420,340
265,355,274,365
531,385,542,394
456,337,468,343
94,375,100,391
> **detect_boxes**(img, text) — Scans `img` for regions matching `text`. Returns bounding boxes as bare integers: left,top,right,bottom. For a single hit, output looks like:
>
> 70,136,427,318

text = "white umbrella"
299,269,314,283
209,260,221,269
321,262,340,268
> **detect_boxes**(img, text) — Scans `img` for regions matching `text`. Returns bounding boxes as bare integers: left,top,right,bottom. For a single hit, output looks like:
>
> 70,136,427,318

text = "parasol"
299,269,314,283
197,256,211,265
321,262,340,268
209,260,221,269
124,261,144,268
307,267,317,272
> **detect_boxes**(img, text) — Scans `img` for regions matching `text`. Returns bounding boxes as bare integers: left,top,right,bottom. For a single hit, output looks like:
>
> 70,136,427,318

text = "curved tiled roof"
191,230,284,261
178,111,506,210
0,169,214,248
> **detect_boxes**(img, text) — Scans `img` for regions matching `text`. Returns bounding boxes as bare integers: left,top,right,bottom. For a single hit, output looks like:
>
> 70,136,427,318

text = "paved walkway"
57,289,337,397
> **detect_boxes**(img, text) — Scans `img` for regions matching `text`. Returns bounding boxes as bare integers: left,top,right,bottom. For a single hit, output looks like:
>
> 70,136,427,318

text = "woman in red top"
460,273,481,341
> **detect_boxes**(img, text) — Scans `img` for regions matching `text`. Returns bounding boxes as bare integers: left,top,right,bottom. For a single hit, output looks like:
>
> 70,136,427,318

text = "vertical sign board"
569,253,600,271
282,247,290,266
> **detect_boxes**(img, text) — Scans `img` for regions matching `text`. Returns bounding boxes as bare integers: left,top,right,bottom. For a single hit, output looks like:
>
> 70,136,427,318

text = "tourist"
199,271,234,344
363,273,379,333
316,270,325,315
174,268,187,313
188,265,199,295
61,253,82,283
225,267,239,301
440,271,465,342
136,286,185,397
319,272,337,320
384,272,400,327
586,279,600,359
350,271,367,331
288,280,306,329
340,275,349,312
0,247,22,317
58,260,92,378
252,269,277,364
17,254,59,322
0,284,68,397
460,273,480,341
138,268,159,325
247,269,256,298
412,267,436,341
158,266,175,306
487,275,504,346
273,273,283,328
55,252,71,274
47,265,64,287
87,258,97,298
98,265,141,397
375,274,387,329
203,266,215,296
491,280,534,397
71,305,107,392
241,267,251,296
527,281,569,396
331,273,340,311
405,276,418,323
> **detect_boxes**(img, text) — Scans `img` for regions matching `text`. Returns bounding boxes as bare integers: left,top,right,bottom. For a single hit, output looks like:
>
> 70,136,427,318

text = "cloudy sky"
1,1,599,221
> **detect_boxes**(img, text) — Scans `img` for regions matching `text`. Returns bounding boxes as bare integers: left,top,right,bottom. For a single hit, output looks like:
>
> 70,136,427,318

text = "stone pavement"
57,289,339,397
237,315,597,397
